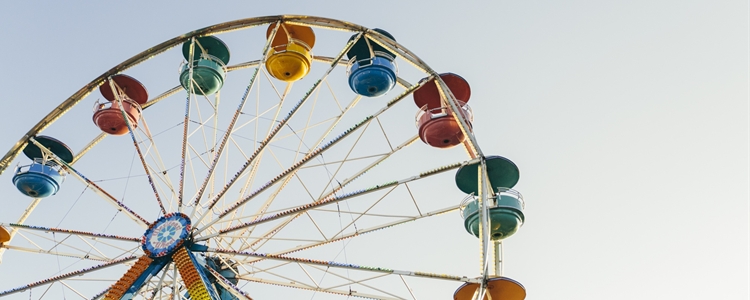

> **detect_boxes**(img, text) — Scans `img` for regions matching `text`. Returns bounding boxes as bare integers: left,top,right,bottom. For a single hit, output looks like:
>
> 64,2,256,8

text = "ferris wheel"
0,15,527,300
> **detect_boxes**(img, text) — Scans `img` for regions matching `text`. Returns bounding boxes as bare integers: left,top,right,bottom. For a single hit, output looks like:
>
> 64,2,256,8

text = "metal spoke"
237,205,458,261
2,244,111,262
194,32,363,228
219,90,362,250
0,198,40,264
0,256,136,297
204,266,254,300
195,81,425,236
1,223,140,242
189,21,282,216
149,262,171,300
107,79,168,216
196,160,467,241
28,137,150,227
240,276,401,300
208,248,477,284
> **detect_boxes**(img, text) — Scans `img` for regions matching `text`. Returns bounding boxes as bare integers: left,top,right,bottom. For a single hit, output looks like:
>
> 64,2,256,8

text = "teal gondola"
180,36,230,95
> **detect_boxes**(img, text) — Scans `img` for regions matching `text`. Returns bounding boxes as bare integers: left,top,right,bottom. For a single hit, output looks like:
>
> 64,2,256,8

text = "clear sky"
0,1,747,300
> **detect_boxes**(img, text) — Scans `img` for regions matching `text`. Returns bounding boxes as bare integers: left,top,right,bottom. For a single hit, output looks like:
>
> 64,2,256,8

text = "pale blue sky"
0,1,747,299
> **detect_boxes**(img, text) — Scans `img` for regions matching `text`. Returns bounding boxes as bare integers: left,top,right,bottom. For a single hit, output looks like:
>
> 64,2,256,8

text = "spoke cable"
52,232,67,299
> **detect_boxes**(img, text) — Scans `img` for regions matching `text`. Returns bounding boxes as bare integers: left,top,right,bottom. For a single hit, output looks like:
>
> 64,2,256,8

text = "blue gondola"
13,160,64,198
11,136,73,198
346,29,398,97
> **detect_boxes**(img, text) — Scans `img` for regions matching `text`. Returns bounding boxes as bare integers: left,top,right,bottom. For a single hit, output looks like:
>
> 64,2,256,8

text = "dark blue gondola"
346,28,398,97
12,136,73,198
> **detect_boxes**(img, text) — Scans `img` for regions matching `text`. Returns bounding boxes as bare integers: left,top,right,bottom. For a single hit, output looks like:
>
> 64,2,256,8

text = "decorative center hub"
141,213,191,258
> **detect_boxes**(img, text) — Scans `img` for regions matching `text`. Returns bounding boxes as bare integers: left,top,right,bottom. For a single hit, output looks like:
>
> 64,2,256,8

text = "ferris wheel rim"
0,14,466,175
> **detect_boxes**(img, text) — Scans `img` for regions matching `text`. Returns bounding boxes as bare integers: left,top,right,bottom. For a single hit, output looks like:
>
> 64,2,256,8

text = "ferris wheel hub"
141,212,192,259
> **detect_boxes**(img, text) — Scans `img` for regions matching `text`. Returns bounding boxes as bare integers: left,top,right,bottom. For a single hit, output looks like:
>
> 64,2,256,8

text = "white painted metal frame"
0,15,496,300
